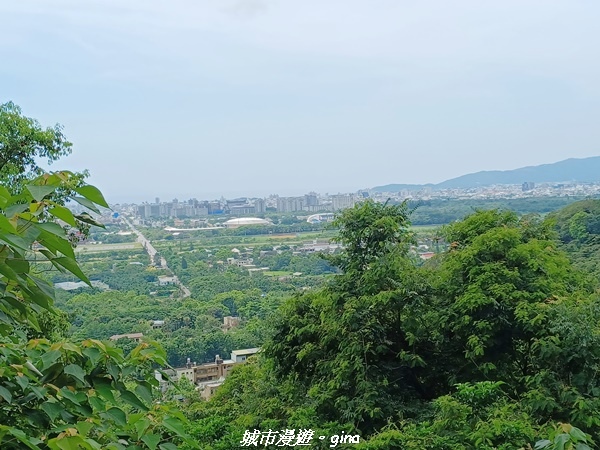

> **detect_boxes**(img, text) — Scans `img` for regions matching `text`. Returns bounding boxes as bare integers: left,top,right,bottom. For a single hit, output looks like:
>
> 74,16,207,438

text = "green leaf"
135,383,153,404
0,214,16,233
119,390,148,411
162,417,188,439
74,213,105,229
71,197,100,214
104,444,126,450
83,347,102,367
39,248,57,259
75,420,93,437
0,233,31,252
554,434,570,450
94,384,116,403
41,350,62,371
4,203,29,218
29,385,46,399
51,257,90,285
41,401,64,421
37,230,75,259
134,417,151,440
2,292,28,315
105,407,127,427
74,185,109,208
48,434,90,450
141,434,161,450
58,342,83,356
0,385,12,403
26,275,55,304
37,222,68,238
49,204,77,227
0,263,18,283
6,257,30,274
0,185,10,201
15,375,29,390
159,444,179,450
26,185,57,202
88,395,105,412
3,426,42,449
570,427,588,442
59,387,82,405
63,364,87,384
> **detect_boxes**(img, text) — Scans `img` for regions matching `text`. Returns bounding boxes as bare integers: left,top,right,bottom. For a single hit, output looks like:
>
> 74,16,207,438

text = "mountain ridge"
372,156,600,192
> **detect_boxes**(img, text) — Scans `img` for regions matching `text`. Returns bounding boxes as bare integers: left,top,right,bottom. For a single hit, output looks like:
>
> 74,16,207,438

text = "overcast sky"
2,1,599,203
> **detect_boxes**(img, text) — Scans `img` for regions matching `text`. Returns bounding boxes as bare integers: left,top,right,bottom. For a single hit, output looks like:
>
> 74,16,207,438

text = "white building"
331,194,356,211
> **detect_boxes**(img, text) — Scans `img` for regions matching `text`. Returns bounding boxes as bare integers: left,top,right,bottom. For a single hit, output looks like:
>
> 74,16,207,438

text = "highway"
122,217,191,298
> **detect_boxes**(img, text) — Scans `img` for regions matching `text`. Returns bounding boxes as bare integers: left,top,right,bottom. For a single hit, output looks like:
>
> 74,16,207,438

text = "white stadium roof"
224,217,271,226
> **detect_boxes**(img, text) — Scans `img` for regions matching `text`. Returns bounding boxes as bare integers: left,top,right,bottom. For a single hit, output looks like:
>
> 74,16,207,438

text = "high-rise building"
522,182,535,192
277,197,304,212
254,198,266,214
331,194,355,211
304,192,319,207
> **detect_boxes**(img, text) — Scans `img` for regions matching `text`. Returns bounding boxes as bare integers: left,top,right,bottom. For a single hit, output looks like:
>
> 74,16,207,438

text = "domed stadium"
307,213,335,224
223,217,271,228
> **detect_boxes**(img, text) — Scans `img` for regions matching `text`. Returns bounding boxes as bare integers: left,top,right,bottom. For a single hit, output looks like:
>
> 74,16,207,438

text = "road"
75,242,142,253
122,217,191,298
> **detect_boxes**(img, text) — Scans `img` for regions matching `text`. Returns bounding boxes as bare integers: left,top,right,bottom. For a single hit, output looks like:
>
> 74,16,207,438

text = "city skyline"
114,155,600,204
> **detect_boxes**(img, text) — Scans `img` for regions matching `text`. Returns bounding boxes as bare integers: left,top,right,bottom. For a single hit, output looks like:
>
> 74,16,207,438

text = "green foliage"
355,382,538,449
535,423,593,450
0,106,195,449
548,199,600,283
192,203,600,448
0,102,74,187
548,199,600,243
266,200,429,432
437,210,580,382
0,171,99,334
0,173,194,447
405,196,588,226
0,336,196,449
329,199,413,276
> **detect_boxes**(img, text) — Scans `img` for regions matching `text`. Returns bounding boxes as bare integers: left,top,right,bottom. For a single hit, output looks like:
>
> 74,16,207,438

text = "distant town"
110,181,600,226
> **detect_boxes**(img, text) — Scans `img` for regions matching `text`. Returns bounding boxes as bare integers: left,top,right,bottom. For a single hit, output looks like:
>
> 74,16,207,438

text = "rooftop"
231,348,260,356
223,217,271,227
110,332,144,340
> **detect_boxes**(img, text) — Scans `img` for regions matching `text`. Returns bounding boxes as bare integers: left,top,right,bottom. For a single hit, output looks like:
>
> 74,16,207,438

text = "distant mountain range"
372,156,600,192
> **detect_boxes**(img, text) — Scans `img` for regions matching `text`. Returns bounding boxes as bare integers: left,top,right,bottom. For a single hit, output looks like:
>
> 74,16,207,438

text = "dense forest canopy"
184,200,600,449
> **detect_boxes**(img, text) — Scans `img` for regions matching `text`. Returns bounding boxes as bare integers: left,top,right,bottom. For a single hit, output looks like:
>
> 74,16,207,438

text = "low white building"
230,348,260,363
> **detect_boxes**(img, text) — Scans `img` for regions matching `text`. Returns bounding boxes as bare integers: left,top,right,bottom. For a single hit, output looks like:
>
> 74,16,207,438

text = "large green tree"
0,102,79,187
432,210,600,436
267,200,432,432
435,211,579,382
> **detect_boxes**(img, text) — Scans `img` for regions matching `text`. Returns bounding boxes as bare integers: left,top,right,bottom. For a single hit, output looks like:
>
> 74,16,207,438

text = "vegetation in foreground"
0,102,195,449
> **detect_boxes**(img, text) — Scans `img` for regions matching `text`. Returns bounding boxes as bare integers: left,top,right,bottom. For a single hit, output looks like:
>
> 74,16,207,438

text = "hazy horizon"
104,155,598,204
2,1,599,203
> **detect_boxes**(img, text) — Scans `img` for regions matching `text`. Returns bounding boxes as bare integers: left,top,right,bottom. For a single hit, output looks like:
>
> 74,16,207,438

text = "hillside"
373,156,600,192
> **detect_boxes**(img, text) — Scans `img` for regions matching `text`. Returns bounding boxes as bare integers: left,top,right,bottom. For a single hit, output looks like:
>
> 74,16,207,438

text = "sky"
1,0,599,203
